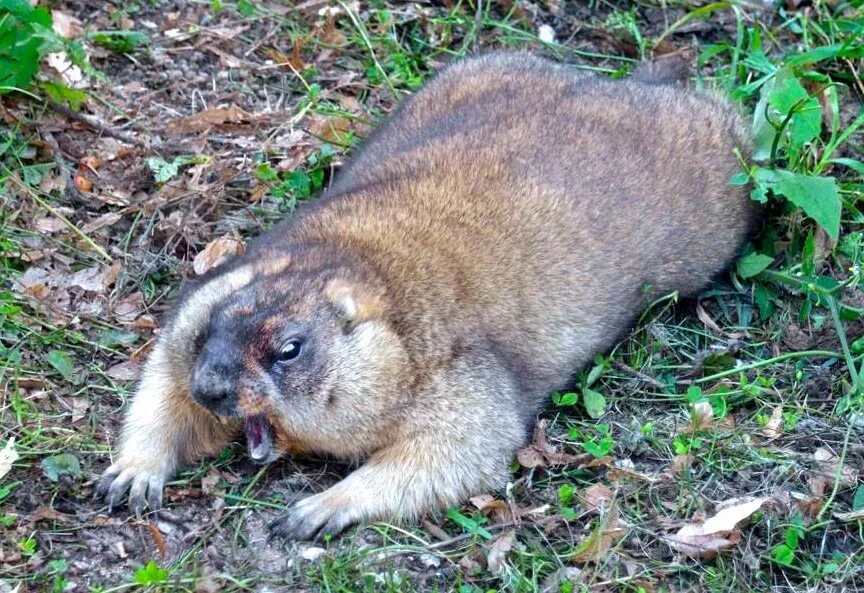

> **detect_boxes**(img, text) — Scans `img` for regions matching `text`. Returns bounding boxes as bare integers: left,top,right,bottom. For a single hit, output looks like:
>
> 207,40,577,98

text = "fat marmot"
97,52,755,540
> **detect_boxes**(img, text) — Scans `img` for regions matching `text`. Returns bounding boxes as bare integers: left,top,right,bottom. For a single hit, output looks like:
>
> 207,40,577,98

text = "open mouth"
245,414,274,463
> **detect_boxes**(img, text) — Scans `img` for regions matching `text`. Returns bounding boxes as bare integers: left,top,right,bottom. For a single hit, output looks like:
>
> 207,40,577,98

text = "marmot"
97,52,754,540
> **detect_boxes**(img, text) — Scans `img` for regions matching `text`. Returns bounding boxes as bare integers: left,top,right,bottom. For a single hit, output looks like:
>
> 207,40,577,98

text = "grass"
1,0,863,591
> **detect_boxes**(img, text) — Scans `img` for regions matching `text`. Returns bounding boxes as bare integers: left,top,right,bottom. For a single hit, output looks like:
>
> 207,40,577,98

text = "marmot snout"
98,52,755,539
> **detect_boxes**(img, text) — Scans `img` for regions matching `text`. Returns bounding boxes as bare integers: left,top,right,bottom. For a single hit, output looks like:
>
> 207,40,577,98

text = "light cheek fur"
275,321,410,459
271,354,526,539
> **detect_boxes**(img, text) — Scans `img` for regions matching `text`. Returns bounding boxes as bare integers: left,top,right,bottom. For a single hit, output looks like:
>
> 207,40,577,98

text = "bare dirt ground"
1,1,863,592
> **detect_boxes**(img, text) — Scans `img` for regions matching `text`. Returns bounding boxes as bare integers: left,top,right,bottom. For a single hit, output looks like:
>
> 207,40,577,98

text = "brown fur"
98,52,755,538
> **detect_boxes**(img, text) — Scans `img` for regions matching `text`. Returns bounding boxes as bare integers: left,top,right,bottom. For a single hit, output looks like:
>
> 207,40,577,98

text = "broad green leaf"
785,527,800,550
41,81,87,110
853,484,864,511
558,483,575,505
134,561,169,585
582,388,606,419
769,76,821,152
552,392,577,406
737,252,774,279
46,349,75,381
41,453,81,482
585,362,605,386
772,543,795,565
88,30,148,53
754,168,841,240
728,172,750,186
751,69,821,159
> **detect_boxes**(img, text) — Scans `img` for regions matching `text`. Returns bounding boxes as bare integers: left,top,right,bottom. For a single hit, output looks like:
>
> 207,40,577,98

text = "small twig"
46,99,145,148
426,521,516,550
611,360,666,390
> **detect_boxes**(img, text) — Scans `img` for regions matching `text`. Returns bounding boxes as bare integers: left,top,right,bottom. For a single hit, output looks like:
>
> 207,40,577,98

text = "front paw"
269,488,357,541
95,458,170,516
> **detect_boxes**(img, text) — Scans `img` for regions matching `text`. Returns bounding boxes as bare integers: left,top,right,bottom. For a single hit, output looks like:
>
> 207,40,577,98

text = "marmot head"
188,261,409,463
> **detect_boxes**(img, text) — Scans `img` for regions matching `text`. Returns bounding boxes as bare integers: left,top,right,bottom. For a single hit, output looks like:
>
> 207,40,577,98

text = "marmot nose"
191,350,238,412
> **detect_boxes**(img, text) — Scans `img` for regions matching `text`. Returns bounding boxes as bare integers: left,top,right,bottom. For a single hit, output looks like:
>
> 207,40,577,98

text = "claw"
147,477,164,512
95,469,119,500
106,471,134,513
268,496,353,542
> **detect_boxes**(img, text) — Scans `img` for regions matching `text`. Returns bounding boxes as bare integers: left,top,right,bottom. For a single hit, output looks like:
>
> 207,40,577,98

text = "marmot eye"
276,340,303,362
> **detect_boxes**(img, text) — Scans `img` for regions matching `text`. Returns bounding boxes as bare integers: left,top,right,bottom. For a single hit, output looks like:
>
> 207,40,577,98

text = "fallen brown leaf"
35,217,66,233
106,361,141,382
571,506,627,564
485,530,516,577
29,507,74,524
52,10,83,38
114,292,146,323
174,106,252,134
833,509,864,522
74,175,93,192
665,497,766,558
193,236,245,276
516,419,589,468
813,447,859,489
762,405,784,439
581,484,614,511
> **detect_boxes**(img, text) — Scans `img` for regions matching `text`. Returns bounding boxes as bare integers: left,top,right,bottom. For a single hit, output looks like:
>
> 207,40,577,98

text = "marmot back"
99,52,755,540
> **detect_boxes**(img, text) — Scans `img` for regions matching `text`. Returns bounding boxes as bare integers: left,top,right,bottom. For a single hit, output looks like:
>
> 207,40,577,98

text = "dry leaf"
0,438,19,480
29,507,73,524
833,509,864,522
812,447,859,488
52,10,84,38
470,493,515,524
684,401,714,433
114,292,146,323
763,405,783,439
665,497,767,558
174,106,252,134
668,454,692,476
307,115,354,144
193,236,245,276
65,266,105,292
581,484,614,511
516,420,588,468
35,217,66,233
200,469,222,495
68,397,89,423
485,530,516,577
571,506,627,564
106,361,141,381
74,175,93,192
541,566,583,593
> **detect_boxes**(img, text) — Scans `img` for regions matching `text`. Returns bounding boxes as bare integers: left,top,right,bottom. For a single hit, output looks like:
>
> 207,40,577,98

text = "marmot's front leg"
270,357,529,539
96,341,238,514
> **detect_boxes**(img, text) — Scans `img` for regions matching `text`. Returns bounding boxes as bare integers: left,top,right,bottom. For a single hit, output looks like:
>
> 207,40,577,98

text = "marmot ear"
325,280,383,331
